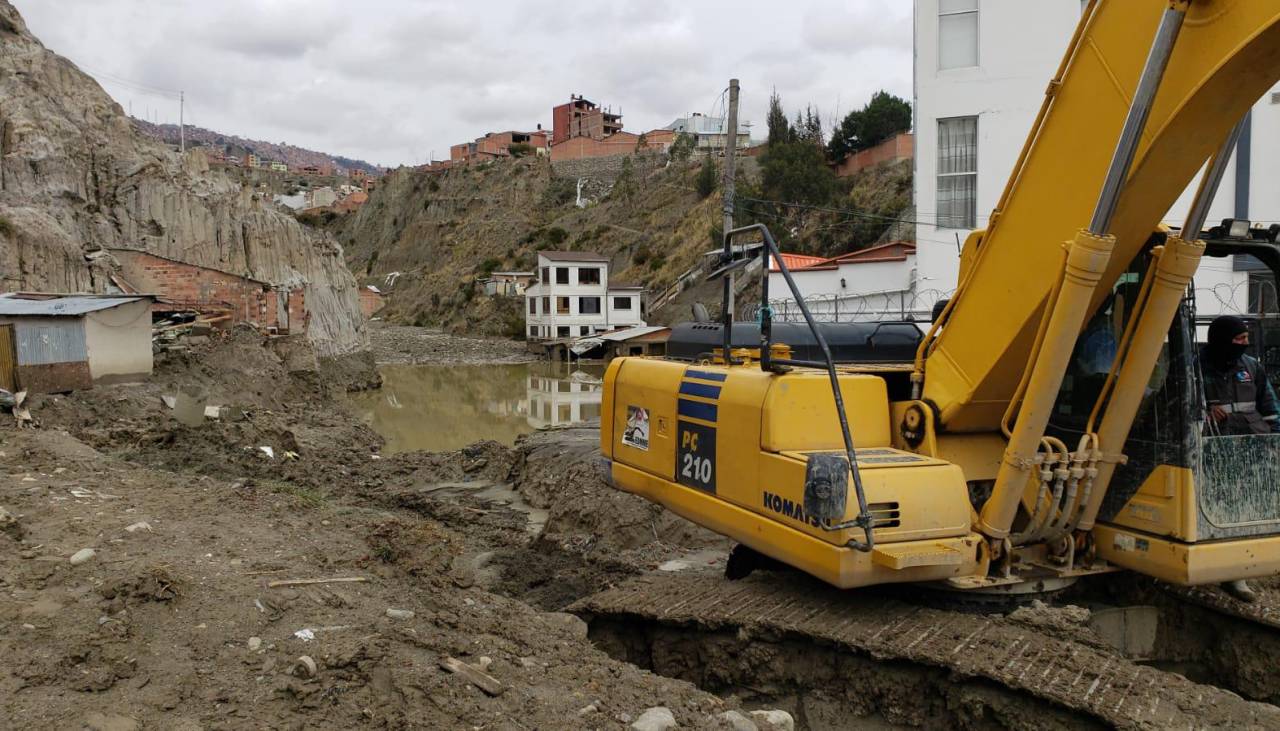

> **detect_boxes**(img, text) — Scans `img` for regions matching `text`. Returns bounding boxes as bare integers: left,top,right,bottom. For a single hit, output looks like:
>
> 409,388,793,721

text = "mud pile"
0,332,761,729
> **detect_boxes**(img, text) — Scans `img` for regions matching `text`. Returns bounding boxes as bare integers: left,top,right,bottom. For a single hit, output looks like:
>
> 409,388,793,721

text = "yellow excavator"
600,0,1280,597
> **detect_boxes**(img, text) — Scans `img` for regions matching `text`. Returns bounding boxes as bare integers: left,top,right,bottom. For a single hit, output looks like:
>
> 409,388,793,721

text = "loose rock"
247,636,262,651
749,710,794,731
292,655,318,678
631,706,677,731
385,608,415,620
0,505,23,541
714,710,757,731
69,548,97,565
544,611,589,640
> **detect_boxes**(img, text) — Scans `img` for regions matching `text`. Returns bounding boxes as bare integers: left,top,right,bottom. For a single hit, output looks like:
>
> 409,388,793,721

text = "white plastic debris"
259,446,275,459
293,628,316,642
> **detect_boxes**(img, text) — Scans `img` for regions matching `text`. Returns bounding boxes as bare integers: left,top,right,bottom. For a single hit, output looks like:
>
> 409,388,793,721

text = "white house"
767,243,920,322
664,113,752,152
524,251,646,341
913,0,1280,319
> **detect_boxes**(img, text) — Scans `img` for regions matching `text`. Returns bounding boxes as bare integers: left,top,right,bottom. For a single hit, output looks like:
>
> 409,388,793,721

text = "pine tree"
766,89,792,147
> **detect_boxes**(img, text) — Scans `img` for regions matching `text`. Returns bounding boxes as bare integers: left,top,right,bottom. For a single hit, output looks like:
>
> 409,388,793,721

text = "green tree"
766,89,793,147
669,132,696,161
759,95,838,206
761,139,837,206
634,131,649,151
695,155,717,199
508,142,534,157
828,90,911,161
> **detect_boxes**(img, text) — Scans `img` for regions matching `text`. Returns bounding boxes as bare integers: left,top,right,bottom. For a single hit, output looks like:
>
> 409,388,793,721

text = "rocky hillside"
133,119,382,174
338,154,723,335
338,152,914,336
0,1,365,356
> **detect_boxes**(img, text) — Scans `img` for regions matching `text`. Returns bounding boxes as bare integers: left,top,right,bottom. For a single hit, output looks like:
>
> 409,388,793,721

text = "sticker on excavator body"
623,406,650,450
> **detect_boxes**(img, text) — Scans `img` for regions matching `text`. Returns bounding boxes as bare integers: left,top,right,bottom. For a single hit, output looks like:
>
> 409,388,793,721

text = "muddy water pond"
348,362,605,453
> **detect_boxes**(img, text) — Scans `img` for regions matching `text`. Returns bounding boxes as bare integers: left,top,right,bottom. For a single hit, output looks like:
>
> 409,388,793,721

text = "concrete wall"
550,151,667,182
83,299,153,382
913,0,1280,318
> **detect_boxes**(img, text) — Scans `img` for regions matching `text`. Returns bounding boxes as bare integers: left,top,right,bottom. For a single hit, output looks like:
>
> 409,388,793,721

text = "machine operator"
1200,314,1280,603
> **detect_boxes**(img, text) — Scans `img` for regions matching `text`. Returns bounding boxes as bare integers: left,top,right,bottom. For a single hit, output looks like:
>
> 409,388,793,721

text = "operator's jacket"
1200,350,1280,435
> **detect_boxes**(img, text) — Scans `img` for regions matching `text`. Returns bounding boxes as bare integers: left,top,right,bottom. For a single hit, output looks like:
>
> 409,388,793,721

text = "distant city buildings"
428,91,746,171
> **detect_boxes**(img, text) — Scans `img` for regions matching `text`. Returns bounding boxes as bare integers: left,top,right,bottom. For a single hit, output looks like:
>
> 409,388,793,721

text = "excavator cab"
1035,225,1280,583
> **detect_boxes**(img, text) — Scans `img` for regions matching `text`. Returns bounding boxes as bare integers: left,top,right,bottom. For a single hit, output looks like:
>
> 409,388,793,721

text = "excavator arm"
922,0,1280,432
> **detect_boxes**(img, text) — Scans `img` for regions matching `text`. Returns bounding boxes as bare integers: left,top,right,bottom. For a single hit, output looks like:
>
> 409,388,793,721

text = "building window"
937,116,978,229
580,325,590,336
578,268,601,285
939,0,979,70
541,296,550,315
528,298,537,315
556,267,570,285
541,266,549,284
528,326,537,338
614,296,633,310
1249,272,1278,316
557,296,571,314
580,296,601,315
557,326,570,338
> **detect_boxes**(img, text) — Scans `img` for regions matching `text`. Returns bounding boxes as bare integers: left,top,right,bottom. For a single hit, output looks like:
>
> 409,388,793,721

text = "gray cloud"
14,0,913,167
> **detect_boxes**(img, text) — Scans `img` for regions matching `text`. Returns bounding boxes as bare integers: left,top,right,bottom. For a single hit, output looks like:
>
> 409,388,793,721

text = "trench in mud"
556,568,1280,731
587,614,1106,731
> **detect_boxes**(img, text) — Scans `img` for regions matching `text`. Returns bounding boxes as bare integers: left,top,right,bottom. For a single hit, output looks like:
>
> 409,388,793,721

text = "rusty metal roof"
0,293,150,317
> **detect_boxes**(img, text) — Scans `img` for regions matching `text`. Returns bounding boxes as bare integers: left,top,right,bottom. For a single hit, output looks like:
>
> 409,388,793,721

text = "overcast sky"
15,1,913,168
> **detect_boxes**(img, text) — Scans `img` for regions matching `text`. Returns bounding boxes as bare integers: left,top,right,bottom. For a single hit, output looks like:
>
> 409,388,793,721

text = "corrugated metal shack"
0,293,155,393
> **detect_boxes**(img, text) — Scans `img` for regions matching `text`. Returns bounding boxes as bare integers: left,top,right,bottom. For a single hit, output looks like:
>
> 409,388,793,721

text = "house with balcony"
524,251,645,341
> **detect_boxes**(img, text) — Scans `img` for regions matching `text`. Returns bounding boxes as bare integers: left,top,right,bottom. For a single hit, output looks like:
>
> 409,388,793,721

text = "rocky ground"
0,328,761,731
369,322,534,366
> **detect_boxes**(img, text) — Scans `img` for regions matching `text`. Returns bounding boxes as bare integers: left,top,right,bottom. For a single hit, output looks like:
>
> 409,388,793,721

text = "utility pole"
179,91,185,153
721,78,740,322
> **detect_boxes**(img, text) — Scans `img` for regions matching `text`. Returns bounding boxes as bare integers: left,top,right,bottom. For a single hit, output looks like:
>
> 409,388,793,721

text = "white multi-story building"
524,251,645,341
913,0,1280,319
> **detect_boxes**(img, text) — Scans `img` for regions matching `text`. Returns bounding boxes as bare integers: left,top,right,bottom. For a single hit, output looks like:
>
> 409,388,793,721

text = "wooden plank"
439,657,504,696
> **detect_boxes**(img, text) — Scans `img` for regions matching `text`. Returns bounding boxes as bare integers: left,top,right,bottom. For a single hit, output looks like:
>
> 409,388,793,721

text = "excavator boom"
923,0,1280,432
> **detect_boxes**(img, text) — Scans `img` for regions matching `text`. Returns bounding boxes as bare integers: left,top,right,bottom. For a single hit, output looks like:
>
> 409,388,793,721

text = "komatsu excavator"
599,0,1280,596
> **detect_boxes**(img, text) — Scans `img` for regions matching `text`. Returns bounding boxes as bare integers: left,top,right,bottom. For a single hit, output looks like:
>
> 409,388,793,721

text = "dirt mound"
517,426,728,556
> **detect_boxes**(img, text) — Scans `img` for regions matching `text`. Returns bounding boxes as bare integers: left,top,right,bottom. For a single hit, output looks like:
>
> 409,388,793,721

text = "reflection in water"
348,362,604,454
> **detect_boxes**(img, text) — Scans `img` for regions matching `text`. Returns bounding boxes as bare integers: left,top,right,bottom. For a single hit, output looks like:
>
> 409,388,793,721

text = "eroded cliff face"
0,2,365,355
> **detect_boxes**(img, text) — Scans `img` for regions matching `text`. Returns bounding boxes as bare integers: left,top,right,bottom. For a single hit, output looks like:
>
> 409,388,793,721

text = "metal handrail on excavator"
719,223,875,552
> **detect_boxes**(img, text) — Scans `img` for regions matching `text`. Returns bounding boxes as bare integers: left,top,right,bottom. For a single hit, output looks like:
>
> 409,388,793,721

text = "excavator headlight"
1224,218,1252,239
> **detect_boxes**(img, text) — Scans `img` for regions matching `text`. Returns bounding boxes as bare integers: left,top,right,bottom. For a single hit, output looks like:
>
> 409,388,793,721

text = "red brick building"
551,95,622,144
108,249,306,334
358,286,386,318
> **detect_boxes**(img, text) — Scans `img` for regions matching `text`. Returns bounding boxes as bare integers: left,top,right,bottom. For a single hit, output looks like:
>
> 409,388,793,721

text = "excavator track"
572,572,1280,730
1161,581,1280,630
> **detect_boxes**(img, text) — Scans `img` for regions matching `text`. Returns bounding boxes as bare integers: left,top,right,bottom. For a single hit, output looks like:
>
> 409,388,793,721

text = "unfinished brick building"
551,95,622,144
108,249,306,334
